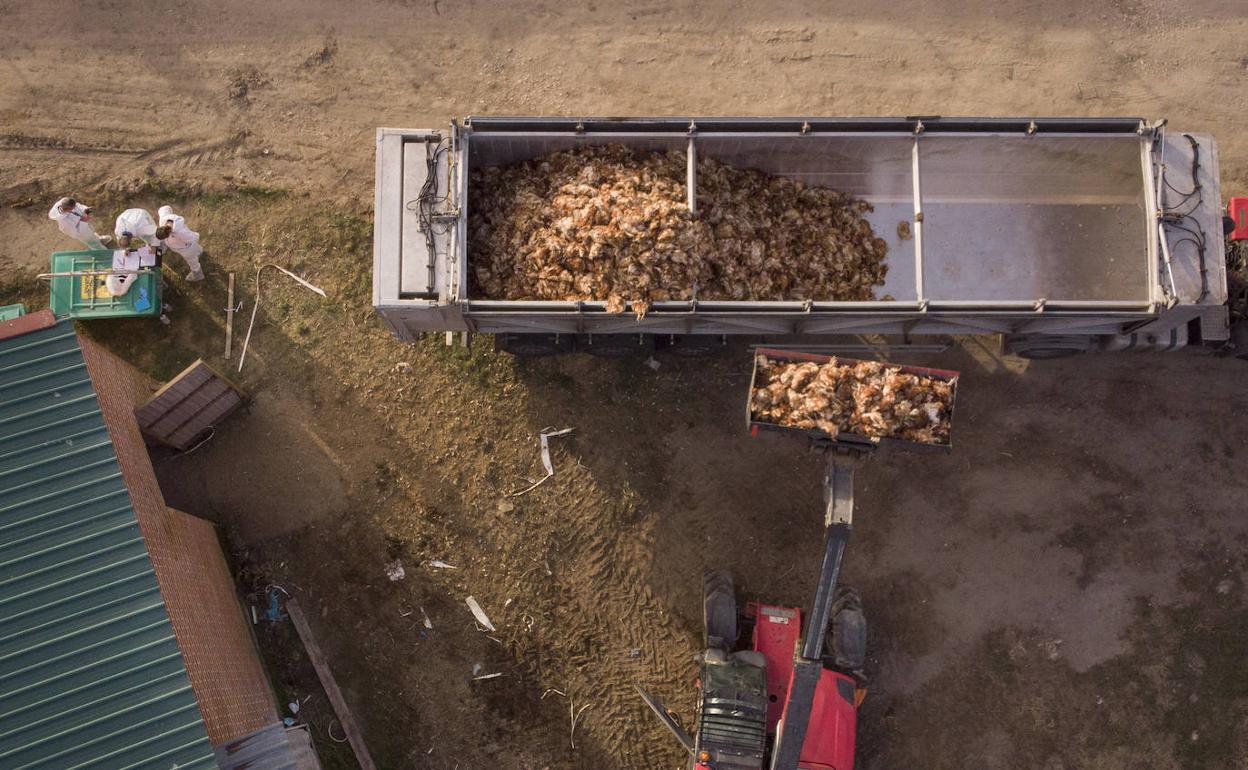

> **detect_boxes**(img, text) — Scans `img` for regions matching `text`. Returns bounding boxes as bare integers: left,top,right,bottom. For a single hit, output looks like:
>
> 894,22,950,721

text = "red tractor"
638,456,867,770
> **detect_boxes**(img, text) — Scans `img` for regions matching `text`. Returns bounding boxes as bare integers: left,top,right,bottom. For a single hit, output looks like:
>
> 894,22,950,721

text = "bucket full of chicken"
747,348,959,452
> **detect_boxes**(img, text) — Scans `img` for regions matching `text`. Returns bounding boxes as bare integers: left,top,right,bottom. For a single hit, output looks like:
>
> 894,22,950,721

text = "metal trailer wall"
373,117,1229,353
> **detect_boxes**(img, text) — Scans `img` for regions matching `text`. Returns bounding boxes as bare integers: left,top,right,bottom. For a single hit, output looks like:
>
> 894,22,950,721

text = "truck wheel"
703,569,738,650
662,335,726,358
1003,335,1090,360
496,333,570,356
582,334,652,358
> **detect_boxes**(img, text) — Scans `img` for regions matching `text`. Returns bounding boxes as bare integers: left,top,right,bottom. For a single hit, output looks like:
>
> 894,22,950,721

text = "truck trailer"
372,116,1230,358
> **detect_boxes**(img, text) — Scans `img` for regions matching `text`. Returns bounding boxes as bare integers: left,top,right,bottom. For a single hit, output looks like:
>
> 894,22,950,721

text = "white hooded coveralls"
48,198,104,249
156,205,203,273
114,208,160,247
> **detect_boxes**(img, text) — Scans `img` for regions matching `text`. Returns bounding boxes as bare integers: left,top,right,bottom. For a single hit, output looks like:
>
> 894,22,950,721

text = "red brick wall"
78,335,278,745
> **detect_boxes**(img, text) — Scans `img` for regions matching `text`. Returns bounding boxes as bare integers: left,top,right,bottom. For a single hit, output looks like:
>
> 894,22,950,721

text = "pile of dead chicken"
468,145,888,316
750,355,955,444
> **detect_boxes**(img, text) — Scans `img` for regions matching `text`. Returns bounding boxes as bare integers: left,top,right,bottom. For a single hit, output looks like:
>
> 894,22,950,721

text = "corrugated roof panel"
0,322,216,770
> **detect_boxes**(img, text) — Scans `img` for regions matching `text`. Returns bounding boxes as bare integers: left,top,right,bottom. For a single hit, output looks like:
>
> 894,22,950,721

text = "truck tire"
1003,335,1090,360
496,333,571,356
661,334,726,358
703,569,738,651
582,334,652,358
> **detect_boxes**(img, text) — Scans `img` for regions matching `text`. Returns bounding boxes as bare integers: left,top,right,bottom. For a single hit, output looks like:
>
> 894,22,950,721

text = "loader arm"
770,455,856,770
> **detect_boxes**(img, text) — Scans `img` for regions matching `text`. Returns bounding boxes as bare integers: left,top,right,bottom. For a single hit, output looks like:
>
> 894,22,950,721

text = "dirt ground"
4,2,1248,768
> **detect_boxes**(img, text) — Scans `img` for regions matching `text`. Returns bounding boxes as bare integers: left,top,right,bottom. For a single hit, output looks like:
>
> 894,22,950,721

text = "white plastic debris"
645,356,661,371
420,606,433,630
385,560,406,581
472,672,504,681
428,560,458,569
465,596,496,632
472,662,483,676
288,701,300,714
511,427,574,496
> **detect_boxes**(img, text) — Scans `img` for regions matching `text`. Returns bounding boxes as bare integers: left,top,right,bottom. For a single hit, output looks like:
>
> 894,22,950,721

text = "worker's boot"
186,269,205,282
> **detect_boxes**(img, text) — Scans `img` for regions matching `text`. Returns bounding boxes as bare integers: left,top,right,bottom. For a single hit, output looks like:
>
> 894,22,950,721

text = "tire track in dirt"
454,457,694,768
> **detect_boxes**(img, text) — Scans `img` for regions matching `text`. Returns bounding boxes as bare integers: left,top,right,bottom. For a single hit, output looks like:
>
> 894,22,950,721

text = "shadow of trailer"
373,117,1231,359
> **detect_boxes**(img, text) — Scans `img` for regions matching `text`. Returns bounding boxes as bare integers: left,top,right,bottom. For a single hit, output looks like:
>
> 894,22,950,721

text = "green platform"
0,303,25,321
48,250,162,320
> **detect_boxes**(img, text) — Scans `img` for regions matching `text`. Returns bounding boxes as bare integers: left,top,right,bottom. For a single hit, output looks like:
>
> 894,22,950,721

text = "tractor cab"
639,569,867,770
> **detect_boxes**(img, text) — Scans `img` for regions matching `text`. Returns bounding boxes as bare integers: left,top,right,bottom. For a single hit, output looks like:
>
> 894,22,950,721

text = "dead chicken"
750,354,955,444
468,145,889,315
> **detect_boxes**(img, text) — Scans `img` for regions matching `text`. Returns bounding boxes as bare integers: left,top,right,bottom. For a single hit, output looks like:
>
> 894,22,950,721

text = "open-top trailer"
373,116,1232,358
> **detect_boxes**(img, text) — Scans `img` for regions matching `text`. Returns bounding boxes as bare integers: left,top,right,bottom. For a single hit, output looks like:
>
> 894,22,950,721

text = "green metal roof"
0,321,216,770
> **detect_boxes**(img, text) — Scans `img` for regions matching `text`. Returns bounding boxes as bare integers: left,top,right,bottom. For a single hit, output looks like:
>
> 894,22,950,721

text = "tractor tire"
825,586,867,677
703,569,738,651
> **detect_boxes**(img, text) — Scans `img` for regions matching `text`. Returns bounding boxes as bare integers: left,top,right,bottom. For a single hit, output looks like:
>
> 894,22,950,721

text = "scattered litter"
510,427,574,497
428,560,457,570
472,662,483,676
327,720,348,744
393,361,412,373
465,596,496,632
264,587,288,622
541,687,592,748
288,701,300,714
420,607,433,630
569,702,592,749
472,672,504,681
237,263,327,373
503,597,514,609
283,716,295,727
645,356,661,371
628,648,642,659
400,610,413,618
521,613,536,631
385,560,406,582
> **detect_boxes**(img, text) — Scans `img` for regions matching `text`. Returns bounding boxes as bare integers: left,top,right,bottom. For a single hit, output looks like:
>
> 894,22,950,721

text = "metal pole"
911,137,925,304
687,136,698,217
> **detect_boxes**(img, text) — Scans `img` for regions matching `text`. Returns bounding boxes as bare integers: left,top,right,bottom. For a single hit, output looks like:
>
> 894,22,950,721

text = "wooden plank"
225,273,235,360
286,599,377,770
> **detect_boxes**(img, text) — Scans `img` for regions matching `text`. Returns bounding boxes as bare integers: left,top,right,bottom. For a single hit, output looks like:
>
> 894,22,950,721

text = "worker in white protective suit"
105,245,158,297
48,197,108,249
114,208,160,249
154,205,204,281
